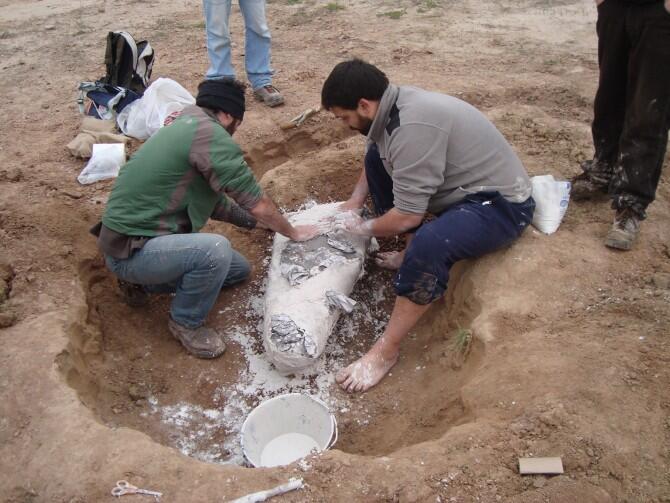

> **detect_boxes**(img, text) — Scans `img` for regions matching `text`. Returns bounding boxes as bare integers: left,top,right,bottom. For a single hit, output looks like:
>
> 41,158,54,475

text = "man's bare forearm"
249,195,296,239
348,168,369,206
358,208,423,237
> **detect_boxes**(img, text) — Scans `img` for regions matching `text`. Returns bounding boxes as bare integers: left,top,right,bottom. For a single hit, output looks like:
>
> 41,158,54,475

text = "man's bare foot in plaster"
375,250,405,270
336,338,399,393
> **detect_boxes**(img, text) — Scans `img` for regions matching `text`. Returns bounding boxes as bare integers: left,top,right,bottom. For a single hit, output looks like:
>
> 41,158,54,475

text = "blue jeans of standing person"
202,0,273,89
105,233,251,328
365,144,535,305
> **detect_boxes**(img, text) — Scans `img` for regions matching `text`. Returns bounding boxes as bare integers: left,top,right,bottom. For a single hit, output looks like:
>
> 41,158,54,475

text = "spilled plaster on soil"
144,274,392,465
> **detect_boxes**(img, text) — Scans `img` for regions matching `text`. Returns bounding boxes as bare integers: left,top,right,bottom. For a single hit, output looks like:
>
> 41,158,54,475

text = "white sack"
117,77,195,140
77,143,126,185
263,202,370,374
531,175,571,234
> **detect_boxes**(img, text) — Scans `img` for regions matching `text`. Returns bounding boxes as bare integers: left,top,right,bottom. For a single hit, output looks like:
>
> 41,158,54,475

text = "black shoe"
118,280,149,307
605,208,641,251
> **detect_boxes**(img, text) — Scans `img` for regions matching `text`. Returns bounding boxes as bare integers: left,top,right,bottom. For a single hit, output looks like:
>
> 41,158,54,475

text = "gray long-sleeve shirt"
367,84,532,215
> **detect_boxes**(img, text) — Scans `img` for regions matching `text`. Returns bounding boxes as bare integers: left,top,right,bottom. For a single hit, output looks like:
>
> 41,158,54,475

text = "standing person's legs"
240,0,284,106
574,1,630,198
611,4,670,212
239,0,272,88
337,193,535,392
607,2,670,244
203,0,236,80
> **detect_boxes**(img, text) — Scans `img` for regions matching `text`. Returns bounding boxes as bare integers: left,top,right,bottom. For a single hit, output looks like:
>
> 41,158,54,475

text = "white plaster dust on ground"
147,275,391,465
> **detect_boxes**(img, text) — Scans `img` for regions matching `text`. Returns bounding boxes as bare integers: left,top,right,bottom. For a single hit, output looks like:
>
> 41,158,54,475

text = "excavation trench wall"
56,130,489,464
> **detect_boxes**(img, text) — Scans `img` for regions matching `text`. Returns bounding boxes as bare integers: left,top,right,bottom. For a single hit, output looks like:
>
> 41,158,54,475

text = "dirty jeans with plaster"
585,0,670,218
105,233,251,328
202,0,273,89
365,144,535,305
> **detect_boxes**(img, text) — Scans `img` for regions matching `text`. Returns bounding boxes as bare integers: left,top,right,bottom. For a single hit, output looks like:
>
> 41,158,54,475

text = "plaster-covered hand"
339,198,365,212
334,211,373,236
289,224,320,242
249,195,319,241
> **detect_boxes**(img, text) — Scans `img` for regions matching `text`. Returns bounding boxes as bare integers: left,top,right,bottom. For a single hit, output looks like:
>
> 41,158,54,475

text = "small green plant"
326,2,346,11
453,326,473,356
424,0,440,8
287,0,302,4
378,9,407,19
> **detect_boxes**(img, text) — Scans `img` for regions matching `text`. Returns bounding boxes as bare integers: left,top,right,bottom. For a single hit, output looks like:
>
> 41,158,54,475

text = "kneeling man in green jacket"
93,79,316,358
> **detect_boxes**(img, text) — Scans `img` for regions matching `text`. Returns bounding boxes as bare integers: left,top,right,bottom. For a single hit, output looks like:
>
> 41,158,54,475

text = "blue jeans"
365,144,535,305
202,0,273,89
105,233,251,328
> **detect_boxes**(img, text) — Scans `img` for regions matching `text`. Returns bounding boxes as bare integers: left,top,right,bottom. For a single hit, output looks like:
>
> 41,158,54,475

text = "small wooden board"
518,457,564,475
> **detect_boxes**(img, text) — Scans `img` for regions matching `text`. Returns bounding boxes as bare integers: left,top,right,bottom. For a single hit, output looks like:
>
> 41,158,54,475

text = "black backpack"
101,31,154,94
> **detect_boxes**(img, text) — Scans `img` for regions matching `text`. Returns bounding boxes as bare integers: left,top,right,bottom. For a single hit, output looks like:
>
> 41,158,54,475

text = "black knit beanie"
196,79,245,121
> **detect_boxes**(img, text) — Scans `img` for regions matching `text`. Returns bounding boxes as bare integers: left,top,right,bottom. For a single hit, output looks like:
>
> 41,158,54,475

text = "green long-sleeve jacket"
97,105,262,259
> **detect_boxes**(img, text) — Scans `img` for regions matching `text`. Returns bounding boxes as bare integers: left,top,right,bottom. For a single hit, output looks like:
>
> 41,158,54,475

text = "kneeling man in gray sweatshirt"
321,59,535,392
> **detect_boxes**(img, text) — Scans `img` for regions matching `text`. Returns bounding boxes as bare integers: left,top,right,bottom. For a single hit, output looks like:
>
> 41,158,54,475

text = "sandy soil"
1,0,669,502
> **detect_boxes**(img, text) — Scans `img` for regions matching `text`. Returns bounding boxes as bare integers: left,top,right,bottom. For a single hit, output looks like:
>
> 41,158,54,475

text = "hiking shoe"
571,171,609,201
168,318,226,359
605,208,640,251
118,280,149,307
253,84,284,107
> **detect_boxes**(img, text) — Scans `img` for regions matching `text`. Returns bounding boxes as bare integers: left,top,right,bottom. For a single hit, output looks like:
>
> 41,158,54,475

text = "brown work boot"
605,208,640,251
168,318,226,359
118,280,148,307
253,84,284,107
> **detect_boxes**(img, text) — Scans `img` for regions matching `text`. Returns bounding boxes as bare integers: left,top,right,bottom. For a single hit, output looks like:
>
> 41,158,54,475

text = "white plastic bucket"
241,393,338,468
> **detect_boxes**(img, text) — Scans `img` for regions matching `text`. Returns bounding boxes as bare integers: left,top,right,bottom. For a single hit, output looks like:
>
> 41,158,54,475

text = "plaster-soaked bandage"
325,290,357,313
263,202,371,374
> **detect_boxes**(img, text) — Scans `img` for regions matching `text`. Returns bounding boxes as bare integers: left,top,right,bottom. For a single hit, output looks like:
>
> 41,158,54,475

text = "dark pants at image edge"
591,0,670,218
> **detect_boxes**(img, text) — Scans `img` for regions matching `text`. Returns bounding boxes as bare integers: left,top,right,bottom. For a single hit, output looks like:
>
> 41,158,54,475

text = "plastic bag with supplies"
530,175,571,235
117,77,194,140
77,143,126,185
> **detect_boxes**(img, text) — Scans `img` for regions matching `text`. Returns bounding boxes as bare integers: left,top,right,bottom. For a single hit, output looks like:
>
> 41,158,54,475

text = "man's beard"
351,117,372,136
225,123,238,136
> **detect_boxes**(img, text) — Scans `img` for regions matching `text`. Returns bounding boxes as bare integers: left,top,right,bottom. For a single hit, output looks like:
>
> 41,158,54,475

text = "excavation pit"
57,133,485,466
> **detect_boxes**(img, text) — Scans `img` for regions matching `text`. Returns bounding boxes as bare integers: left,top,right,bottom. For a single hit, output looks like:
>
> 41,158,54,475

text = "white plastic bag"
531,175,571,234
77,143,126,185
117,77,195,140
